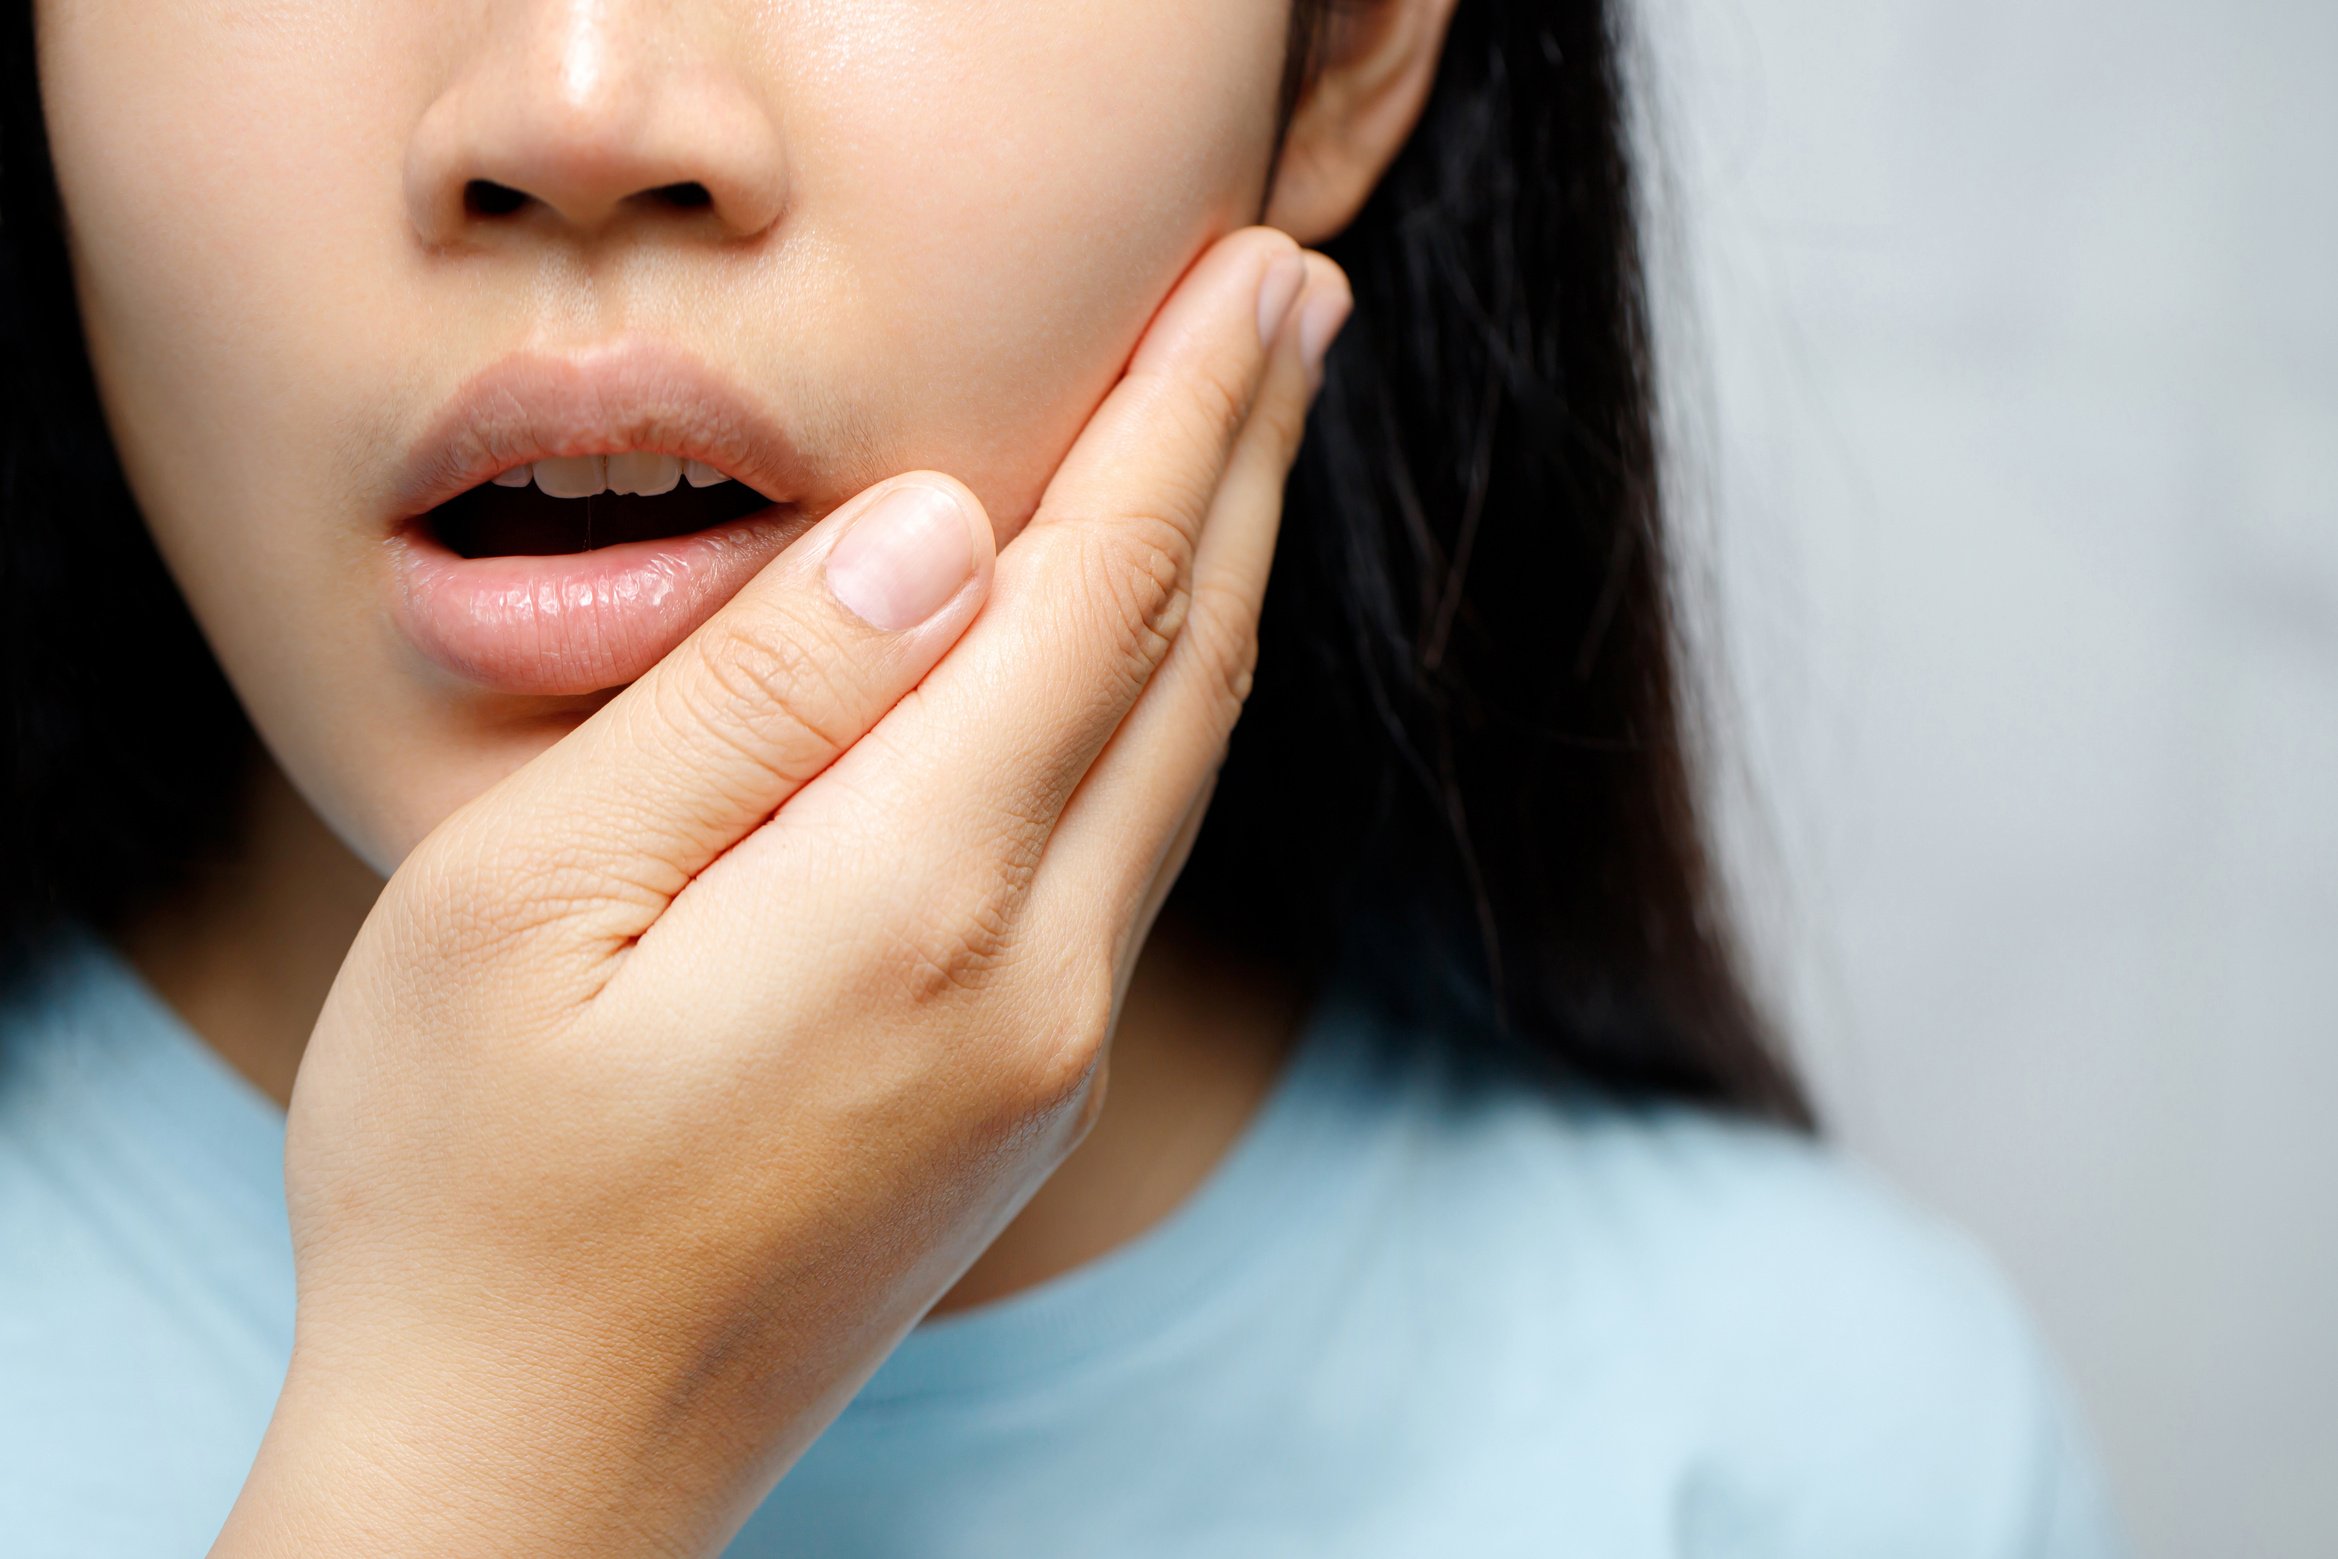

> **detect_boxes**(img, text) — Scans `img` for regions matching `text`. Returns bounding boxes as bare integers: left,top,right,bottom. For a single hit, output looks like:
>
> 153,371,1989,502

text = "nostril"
463,179,529,217
457,179,713,221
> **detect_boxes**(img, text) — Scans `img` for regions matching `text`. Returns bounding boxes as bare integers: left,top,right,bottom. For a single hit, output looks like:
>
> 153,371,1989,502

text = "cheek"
38,4,469,867
43,1,418,530
789,0,1288,531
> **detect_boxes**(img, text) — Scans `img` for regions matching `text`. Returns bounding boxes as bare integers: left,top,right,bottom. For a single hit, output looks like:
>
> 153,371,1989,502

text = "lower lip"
385,504,816,697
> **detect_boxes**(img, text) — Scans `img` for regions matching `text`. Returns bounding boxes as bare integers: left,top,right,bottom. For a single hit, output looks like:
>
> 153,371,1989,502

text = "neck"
109,750,1313,1317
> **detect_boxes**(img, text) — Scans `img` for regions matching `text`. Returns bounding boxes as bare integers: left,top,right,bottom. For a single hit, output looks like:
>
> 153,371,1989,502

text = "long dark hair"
0,1,1811,1127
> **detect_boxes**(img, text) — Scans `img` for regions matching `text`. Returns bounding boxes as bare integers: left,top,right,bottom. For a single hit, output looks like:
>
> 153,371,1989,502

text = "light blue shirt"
0,919,2127,1556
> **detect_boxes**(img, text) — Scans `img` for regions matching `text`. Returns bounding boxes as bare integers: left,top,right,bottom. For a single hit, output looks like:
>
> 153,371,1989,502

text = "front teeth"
531,455,607,498
488,455,734,497
607,453,681,496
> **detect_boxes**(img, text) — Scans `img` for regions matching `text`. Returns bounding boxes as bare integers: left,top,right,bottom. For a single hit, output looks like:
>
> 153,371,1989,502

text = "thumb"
422,470,994,970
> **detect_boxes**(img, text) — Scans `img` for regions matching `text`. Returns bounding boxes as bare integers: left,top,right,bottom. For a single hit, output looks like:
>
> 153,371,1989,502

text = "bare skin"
187,228,1350,1559
111,750,1311,1316
29,0,1463,1549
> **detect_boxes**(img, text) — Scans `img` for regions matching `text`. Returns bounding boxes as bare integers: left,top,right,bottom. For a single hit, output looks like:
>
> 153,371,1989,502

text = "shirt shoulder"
0,926,292,1559
1391,1044,2130,1557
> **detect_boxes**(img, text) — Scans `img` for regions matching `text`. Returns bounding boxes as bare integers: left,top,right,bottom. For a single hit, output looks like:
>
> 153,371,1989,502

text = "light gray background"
1632,3,2338,1554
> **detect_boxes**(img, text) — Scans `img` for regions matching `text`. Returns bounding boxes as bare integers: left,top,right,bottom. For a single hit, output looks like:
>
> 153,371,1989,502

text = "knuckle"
1074,521,1191,690
1015,960,1117,1134
1248,380,1314,465
1156,346,1254,460
388,819,631,992
877,850,1034,1006
682,611,858,786
644,678,793,835
1151,379,1250,517
1182,577,1264,720
878,921,997,1007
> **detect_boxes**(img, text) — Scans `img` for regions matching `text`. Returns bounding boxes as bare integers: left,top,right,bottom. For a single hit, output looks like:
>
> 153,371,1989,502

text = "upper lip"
389,336,808,529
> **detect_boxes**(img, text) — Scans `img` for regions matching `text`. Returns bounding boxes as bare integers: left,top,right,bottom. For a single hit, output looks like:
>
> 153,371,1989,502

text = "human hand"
213,225,1352,1559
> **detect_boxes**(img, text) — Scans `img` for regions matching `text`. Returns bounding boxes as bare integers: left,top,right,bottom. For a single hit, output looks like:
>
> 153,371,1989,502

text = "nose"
405,2,787,246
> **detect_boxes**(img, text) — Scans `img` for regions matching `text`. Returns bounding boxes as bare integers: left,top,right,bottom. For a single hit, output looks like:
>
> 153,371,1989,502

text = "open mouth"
426,453,776,557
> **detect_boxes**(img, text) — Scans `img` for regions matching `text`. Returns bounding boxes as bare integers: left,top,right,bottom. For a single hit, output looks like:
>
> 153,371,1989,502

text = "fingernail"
1257,253,1307,346
1297,286,1354,392
825,483,976,631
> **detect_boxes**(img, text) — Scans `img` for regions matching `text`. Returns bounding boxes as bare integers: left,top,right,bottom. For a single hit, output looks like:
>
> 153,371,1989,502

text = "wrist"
212,1336,741,1559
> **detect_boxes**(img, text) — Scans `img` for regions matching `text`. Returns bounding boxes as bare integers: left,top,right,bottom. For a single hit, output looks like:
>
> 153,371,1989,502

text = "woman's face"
36,0,1292,875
